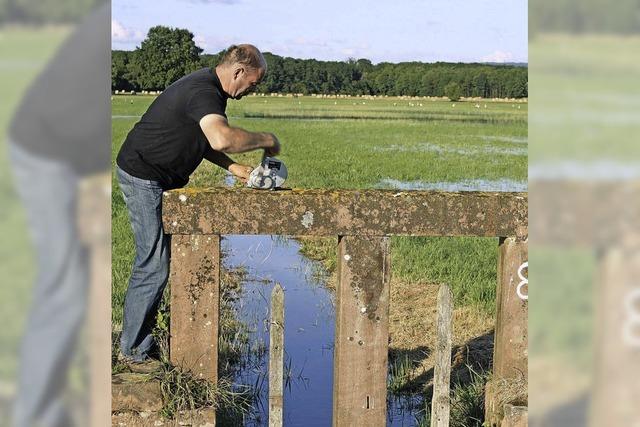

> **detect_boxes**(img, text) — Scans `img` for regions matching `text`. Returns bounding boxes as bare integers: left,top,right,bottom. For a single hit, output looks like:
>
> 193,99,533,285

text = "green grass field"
112,94,528,327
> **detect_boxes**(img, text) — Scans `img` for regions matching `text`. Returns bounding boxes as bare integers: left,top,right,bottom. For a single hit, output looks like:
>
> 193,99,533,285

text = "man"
116,44,280,362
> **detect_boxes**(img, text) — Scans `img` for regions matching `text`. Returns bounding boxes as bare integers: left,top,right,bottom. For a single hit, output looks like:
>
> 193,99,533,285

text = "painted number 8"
623,288,640,347
516,261,528,301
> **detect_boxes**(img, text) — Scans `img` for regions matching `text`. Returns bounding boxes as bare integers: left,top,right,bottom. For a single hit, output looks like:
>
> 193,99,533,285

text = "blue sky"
112,0,527,64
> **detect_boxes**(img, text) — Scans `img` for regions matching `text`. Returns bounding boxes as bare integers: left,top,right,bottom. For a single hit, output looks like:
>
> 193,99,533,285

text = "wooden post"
169,234,220,383
430,284,453,427
486,236,528,426
269,284,285,427
333,235,391,427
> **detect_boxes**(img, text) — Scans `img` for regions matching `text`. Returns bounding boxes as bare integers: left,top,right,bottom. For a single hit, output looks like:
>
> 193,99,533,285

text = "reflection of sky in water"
223,235,334,426
222,235,424,426
377,178,527,192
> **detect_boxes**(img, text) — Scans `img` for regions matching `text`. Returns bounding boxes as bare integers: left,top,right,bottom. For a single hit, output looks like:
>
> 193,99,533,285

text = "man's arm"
203,146,234,170
199,114,280,156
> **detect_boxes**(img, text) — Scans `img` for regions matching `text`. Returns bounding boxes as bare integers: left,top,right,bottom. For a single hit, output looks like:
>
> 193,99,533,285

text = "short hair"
219,44,264,70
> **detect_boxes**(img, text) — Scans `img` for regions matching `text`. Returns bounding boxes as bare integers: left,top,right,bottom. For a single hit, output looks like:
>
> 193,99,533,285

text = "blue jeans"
8,141,87,427
116,165,171,361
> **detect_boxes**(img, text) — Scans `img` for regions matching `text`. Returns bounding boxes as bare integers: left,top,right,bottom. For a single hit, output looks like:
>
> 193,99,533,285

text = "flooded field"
377,178,527,192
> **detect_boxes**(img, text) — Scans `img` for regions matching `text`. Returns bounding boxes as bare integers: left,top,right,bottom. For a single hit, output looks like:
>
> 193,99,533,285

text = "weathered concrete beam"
333,236,391,426
162,188,527,237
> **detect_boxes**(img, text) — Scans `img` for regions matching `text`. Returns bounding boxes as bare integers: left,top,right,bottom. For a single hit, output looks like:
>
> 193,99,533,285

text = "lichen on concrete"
162,188,527,237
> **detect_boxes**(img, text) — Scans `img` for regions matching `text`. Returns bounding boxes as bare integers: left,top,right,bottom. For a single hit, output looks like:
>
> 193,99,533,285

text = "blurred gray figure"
6,3,110,426
529,0,640,425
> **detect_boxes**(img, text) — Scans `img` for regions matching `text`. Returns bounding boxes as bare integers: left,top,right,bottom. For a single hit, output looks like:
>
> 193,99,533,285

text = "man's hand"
228,163,254,183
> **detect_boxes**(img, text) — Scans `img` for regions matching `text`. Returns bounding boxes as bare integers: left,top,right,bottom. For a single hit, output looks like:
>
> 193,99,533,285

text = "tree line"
112,26,528,99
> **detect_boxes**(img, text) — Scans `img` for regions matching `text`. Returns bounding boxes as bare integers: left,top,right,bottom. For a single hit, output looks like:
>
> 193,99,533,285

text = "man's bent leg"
116,166,170,361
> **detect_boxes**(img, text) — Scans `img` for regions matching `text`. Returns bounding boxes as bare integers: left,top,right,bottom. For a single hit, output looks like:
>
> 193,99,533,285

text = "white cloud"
194,34,208,50
481,50,514,63
111,20,145,43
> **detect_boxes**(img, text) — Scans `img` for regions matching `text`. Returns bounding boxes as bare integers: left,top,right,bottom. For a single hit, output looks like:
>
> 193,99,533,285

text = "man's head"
216,44,266,100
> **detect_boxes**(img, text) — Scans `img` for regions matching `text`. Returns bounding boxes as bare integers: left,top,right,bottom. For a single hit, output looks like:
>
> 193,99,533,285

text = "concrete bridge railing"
162,188,528,426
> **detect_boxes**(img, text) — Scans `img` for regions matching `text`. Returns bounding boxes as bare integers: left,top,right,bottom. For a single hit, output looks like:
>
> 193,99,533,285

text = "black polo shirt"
116,67,228,189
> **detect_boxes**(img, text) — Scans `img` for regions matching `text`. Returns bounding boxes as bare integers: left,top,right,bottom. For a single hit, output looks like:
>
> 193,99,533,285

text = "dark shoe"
118,352,162,374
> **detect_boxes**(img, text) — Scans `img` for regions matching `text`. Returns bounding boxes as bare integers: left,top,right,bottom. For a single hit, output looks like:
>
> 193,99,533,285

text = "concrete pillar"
169,234,220,383
486,236,528,426
333,236,391,427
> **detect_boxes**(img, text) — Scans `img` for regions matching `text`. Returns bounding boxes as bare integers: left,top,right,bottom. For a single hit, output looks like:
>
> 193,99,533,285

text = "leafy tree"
111,50,136,91
200,53,222,68
355,58,373,73
505,70,528,98
444,81,462,101
129,26,203,91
